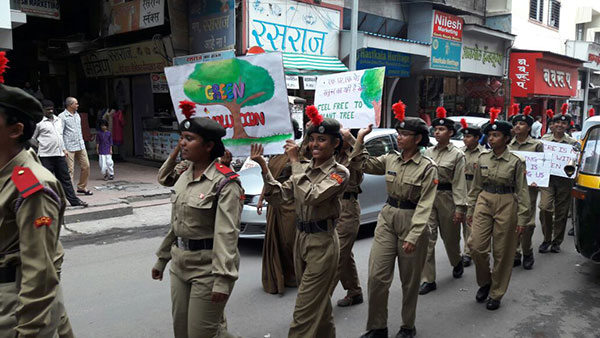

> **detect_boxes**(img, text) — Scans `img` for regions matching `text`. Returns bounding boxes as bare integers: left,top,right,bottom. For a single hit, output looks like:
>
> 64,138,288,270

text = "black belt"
482,184,514,194
386,197,417,210
0,265,17,284
342,192,359,200
175,237,213,251
296,219,335,233
465,174,474,181
437,183,452,191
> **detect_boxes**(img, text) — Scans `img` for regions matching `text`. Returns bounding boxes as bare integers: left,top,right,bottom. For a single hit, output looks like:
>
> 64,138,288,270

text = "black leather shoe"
538,242,551,253
513,254,521,267
476,284,490,303
395,327,416,338
568,228,574,236
486,298,501,310
418,282,437,295
550,244,561,253
360,328,388,338
462,255,472,267
452,261,464,278
337,294,363,307
523,254,534,270
71,200,88,208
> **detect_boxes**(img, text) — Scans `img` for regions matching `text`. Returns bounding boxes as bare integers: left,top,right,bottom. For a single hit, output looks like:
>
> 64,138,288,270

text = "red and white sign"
589,53,600,66
432,11,463,42
510,52,579,98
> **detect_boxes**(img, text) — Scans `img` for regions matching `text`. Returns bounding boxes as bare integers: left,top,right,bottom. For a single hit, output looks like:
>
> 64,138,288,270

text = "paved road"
60,221,600,338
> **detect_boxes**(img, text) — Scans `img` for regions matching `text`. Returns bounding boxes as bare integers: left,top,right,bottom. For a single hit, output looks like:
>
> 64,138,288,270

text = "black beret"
552,113,572,124
459,125,481,136
179,117,226,141
511,114,534,126
482,120,512,137
0,84,43,123
306,117,341,136
395,117,430,147
431,117,457,133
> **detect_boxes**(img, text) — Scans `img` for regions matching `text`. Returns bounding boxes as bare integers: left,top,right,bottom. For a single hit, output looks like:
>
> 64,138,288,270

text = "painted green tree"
360,67,385,126
183,58,275,139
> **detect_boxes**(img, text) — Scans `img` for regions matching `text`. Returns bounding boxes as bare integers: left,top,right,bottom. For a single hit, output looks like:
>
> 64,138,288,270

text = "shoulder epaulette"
422,155,437,166
11,166,43,198
215,162,239,180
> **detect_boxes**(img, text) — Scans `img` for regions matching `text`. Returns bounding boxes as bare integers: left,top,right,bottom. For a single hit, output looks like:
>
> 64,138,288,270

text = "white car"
428,116,489,147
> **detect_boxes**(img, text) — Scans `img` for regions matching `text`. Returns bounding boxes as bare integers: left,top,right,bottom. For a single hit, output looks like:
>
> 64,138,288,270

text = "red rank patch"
34,216,52,228
433,179,439,185
240,194,245,201
330,173,344,184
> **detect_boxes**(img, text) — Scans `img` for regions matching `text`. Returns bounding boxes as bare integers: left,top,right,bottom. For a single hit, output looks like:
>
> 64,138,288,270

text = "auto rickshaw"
565,122,600,262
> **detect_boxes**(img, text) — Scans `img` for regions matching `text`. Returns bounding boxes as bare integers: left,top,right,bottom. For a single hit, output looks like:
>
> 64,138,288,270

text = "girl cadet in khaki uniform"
508,105,544,270
250,106,349,338
467,108,530,311
151,101,243,338
356,101,438,338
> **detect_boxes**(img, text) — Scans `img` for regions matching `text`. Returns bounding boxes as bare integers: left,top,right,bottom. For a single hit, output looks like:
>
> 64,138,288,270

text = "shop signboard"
164,52,293,156
356,48,410,77
19,0,60,20
286,75,300,90
432,10,463,42
431,37,461,71
81,51,112,77
151,73,169,93
461,34,505,76
509,52,536,97
313,67,385,128
248,0,341,57
510,52,579,98
189,0,235,54
108,40,169,76
303,76,317,90
173,50,235,66
588,43,600,68
104,0,165,36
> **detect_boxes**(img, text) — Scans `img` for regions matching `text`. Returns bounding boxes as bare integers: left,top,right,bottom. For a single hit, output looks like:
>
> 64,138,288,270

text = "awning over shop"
282,52,348,74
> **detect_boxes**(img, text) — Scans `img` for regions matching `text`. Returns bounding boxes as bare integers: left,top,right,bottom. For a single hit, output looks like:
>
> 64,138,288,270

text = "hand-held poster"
512,151,552,187
541,141,579,179
165,53,293,156
313,67,385,128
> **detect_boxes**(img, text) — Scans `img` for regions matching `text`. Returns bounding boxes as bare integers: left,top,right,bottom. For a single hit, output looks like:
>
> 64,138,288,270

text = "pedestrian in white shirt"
531,115,542,138
33,99,87,207
59,96,93,195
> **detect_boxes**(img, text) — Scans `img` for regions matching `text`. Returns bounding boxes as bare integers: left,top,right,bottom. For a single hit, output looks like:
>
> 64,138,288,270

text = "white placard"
303,76,317,90
314,67,385,128
542,141,579,179
139,0,165,29
165,53,293,156
513,151,552,187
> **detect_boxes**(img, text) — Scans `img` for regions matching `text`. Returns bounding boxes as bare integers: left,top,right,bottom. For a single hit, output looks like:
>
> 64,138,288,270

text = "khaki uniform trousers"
65,148,90,191
289,228,339,338
367,205,428,331
468,191,519,301
421,191,462,283
539,176,573,245
516,187,538,256
462,179,475,257
0,269,61,338
169,247,235,338
334,197,362,297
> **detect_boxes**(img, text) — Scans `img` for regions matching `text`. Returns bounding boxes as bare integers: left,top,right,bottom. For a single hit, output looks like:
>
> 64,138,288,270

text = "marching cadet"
0,80,69,337
419,107,468,295
467,108,530,311
538,104,577,254
251,106,349,338
458,118,485,267
152,101,243,338
508,105,544,269
356,101,438,338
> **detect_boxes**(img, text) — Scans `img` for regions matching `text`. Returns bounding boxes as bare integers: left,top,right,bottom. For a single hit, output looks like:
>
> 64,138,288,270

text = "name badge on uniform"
387,171,397,176
479,165,488,169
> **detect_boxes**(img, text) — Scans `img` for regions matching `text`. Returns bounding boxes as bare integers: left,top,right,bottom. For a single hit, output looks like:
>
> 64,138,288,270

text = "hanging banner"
542,141,579,179
189,0,235,53
173,49,235,66
303,76,317,90
19,0,60,19
512,151,552,187
286,75,300,90
164,53,293,156
313,67,385,128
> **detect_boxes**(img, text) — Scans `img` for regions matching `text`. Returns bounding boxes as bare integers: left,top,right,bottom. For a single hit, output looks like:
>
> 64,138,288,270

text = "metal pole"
583,68,590,119
349,0,359,71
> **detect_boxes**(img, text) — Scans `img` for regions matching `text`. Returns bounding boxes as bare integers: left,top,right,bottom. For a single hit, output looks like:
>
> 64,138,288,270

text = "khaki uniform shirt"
262,156,350,222
350,143,438,245
462,144,485,192
0,149,65,337
154,156,244,295
424,143,468,213
541,132,577,145
509,136,544,153
336,138,364,194
467,148,531,226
